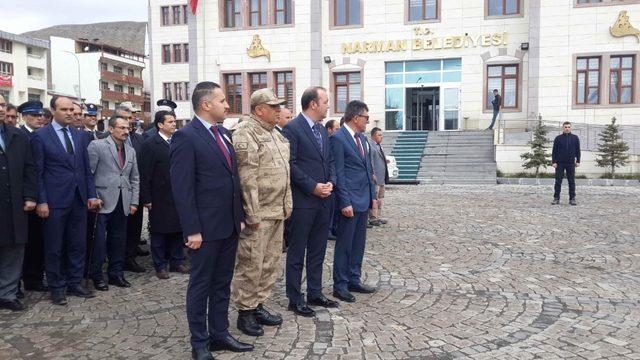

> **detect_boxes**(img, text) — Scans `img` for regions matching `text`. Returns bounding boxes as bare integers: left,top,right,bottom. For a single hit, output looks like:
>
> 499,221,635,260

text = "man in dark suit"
283,86,339,318
140,110,187,280
0,95,37,311
31,96,102,305
17,101,48,293
331,100,377,303
116,105,149,273
170,82,252,360
143,99,177,140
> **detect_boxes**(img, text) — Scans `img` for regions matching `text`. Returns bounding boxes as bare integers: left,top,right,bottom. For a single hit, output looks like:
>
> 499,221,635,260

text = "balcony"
101,89,145,103
101,70,143,87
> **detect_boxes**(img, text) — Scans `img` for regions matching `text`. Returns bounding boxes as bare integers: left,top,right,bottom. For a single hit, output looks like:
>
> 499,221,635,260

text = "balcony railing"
101,70,143,86
101,89,145,103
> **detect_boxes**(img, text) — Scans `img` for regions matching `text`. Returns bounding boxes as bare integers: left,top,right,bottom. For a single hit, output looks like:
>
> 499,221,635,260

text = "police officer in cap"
143,99,177,140
16,101,49,295
83,104,107,141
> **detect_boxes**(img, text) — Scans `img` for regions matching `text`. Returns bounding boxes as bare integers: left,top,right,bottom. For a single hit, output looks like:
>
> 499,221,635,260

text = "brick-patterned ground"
1,185,639,359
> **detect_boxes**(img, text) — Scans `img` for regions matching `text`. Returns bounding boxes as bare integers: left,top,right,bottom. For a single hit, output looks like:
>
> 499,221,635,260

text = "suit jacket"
282,113,335,209
20,125,37,138
84,129,108,142
170,117,244,241
87,136,139,215
140,133,181,233
142,126,158,140
0,125,37,246
31,123,97,208
331,126,376,213
367,138,389,185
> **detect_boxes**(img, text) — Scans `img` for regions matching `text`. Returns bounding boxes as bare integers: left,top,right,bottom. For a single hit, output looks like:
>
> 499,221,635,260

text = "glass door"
442,87,460,130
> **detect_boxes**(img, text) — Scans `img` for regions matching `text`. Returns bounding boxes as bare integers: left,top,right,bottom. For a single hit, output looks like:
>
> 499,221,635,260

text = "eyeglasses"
0,103,6,109
357,115,370,121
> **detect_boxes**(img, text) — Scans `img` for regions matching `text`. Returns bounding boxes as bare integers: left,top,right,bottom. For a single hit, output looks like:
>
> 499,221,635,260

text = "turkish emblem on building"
0,75,12,87
610,10,640,42
247,35,271,62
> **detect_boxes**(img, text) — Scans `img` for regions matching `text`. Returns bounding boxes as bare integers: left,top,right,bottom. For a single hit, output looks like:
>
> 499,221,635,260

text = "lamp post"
61,50,82,102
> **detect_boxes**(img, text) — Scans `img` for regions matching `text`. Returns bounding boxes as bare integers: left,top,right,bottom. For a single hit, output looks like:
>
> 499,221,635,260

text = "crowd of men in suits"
0,82,391,360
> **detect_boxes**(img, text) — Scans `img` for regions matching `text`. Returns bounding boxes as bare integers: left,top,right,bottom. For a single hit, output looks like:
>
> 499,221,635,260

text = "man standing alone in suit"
87,116,140,290
170,82,252,360
284,87,339,318
331,100,377,303
140,110,187,280
0,94,37,311
31,96,101,305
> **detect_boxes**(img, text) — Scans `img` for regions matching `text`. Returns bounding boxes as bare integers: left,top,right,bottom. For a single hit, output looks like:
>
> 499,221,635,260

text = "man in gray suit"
367,127,388,227
87,115,140,291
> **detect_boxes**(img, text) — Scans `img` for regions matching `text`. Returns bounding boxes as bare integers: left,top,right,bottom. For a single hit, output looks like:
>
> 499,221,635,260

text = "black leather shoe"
328,233,337,240
237,310,264,336
0,299,26,311
307,294,339,308
369,219,382,226
348,283,376,294
136,246,150,257
108,277,131,288
570,199,577,206
67,285,96,298
16,287,24,299
51,291,68,305
287,302,315,317
24,282,49,292
93,279,109,291
208,335,254,352
255,304,282,326
191,347,213,360
124,259,145,273
333,289,356,303
551,198,560,205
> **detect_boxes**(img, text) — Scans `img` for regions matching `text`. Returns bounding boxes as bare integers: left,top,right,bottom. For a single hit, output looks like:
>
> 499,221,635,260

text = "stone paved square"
1,185,639,359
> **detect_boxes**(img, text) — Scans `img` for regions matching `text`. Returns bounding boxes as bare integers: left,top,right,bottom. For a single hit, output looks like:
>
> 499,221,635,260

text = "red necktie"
355,134,364,157
117,146,125,168
211,126,232,168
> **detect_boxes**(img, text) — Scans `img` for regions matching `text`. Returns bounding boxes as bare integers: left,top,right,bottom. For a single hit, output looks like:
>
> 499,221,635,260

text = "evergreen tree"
520,117,551,176
596,117,629,177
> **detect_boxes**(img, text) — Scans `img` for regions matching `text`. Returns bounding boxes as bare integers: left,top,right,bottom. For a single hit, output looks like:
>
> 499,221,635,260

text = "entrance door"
406,87,439,131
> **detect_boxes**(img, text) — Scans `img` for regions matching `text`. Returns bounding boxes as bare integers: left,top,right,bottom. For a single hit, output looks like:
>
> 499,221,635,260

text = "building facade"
0,31,49,106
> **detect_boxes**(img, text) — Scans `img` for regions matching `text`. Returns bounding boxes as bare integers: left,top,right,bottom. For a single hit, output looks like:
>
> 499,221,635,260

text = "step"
418,178,497,185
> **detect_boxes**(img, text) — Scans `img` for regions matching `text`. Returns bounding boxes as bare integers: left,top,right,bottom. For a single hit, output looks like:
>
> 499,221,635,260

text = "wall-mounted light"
324,56,332,64
520,42,529,51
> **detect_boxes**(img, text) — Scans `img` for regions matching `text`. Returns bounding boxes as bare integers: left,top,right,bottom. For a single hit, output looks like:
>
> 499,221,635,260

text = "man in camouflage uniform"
232,88,293,337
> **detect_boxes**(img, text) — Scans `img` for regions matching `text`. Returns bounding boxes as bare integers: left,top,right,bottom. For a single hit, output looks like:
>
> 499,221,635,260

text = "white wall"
0,37,48,105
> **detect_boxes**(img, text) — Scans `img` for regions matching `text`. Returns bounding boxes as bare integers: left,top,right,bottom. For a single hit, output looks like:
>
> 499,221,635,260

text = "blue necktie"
312,123,323,152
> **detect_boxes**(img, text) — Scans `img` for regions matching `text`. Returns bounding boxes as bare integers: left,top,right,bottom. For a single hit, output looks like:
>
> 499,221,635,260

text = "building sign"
341,28,508,55
0,75,12,87
610,10,640,42
247,35,271,62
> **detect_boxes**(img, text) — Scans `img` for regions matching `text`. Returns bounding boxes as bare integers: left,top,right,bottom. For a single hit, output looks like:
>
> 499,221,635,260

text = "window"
576,57,600,105
163,83,172,99
128,69,135,77
0,61,13,76
408,0,438,22
250,0,268,26
162,45,171,63
161,6,170,26
100,62,108,72
0,39,12,53
28,93,41,102
275,71,294,110
101,81,109,90
113,66,123,74
334,0,361,26
333,72,361,113
487,0,520,16
27,68,33,76
174,82,184,101
163,82,190,101
610,55,633,104
249,72,268,93
172,5,182,25
183,4,189,24
225,74,243,114
577,0,602,3
102,100,110,109
275,0,292,24
114,84,124,93
173,44,183,63
184,44,189,62
224,0,242,28
128,87,135,95
487,64,518,109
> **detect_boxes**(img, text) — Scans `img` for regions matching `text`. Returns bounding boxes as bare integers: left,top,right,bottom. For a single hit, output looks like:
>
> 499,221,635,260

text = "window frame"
274,70,295,111
224,73,244,115
249,0,268,26
0,39,12,54
485,0,523,18
220,69,296,114
220,0,295,30
114,84,124,93
405,0,441,24
101,81,109,90
484,63,520,111
113,65,123,74
274,0,293,25
609,55,635,104
161,6,170,26
331,0,363,29
574,0,640,7
128,69,135,77
331,71,363,114
249,72,268,93
0,61,14,76
576,56,601,105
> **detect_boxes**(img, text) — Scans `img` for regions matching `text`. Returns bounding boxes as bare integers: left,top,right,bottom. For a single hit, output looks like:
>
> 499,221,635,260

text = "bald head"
278,107,293,128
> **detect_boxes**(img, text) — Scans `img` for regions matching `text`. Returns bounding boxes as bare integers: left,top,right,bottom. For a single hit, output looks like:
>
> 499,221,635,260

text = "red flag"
189,0,198,14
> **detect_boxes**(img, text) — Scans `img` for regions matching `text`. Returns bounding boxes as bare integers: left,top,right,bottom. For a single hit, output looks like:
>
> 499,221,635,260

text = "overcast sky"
1,0,148,34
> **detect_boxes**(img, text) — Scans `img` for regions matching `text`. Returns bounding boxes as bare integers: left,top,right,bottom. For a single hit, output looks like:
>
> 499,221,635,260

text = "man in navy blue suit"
31,96,102,305
283,87,339,318
331,100,378,303
170,82,252,360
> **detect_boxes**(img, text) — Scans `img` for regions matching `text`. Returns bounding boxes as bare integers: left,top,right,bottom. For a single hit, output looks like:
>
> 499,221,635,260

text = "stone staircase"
418,130,497,185
389,131,429,182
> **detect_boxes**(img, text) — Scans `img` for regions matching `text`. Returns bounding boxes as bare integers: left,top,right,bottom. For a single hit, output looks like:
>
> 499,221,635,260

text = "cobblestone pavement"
1,185,640,359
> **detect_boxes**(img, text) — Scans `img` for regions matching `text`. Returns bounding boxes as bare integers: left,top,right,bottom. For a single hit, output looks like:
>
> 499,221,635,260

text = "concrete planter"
497,177,640,186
